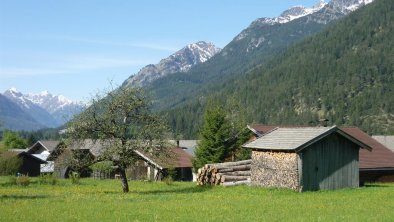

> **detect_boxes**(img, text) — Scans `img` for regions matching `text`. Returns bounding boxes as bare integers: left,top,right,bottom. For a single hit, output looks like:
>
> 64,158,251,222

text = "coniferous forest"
166,0,394,138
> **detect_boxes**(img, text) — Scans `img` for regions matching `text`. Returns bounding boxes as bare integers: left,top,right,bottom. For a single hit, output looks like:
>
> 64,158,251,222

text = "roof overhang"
18,152,47,164
360,167,394,171
336,128,372,151
244,126,373,152
133,150,163,170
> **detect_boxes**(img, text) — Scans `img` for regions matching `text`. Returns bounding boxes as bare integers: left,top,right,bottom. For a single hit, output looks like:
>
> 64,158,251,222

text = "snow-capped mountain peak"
278,0,327,24
235,0,374,44
123,41,221,87
4,88,31,109
330,0,374,13
3,89,85,127
249,0,328,27
9,87,20,94
25,91,78,113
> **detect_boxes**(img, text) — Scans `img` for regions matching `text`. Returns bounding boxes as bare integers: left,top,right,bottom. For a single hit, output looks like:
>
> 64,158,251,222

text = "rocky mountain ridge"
1,88,85,130
123,41,221,87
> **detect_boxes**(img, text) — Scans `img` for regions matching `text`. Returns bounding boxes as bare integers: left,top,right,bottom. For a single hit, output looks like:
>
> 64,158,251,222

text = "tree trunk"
119,168,129,193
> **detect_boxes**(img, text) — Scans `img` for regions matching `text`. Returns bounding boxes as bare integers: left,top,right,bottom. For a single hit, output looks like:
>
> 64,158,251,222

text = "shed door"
301,133,359,191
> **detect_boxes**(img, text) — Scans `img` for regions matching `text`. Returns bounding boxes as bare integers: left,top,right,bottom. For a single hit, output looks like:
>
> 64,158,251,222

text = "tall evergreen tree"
193,105,230,170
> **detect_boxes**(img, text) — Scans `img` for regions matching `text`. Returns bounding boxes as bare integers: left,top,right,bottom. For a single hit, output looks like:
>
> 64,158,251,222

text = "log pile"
196,160,252,186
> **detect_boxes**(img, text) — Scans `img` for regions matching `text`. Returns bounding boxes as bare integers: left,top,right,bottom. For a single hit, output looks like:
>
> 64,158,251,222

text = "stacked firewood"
196,160,252,186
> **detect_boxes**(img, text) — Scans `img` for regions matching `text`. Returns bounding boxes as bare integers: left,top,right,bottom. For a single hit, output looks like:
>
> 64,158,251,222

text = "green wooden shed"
243,126,372,191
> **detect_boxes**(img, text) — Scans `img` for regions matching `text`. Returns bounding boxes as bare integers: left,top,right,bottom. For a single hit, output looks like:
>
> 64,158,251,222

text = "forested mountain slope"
147,0,369,110
166,0,394,138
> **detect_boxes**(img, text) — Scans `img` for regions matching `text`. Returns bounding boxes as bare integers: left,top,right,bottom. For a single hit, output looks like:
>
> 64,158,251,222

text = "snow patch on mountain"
3,88,85,127
124,41,221,87
235,0,374,42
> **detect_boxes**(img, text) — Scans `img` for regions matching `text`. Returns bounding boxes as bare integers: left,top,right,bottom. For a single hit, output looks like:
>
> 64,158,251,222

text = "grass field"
1,177,394,221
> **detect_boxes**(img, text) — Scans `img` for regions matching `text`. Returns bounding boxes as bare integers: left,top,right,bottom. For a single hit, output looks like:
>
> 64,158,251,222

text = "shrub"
163,176,174,185
69,171,80,185
0,151,22,176
163,168,176,185
16,175,30,186
39,174,58,185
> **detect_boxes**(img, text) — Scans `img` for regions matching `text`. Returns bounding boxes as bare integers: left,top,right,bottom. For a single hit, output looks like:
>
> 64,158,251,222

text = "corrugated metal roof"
372,136,394,152
243,126,336,151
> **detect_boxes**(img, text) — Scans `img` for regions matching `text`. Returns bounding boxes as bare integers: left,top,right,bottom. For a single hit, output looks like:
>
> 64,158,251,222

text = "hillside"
145,0,373,110
166,0,394,138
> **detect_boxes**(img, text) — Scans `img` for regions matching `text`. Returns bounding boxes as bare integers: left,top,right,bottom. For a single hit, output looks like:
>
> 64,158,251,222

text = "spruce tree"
193,105,230,170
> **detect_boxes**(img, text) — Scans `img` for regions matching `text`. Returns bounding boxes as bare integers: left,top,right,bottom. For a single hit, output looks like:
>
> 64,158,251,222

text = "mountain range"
137,0,374,111
123,41,221,87
1,0,385,137
0,88,84,131
165,0,394,138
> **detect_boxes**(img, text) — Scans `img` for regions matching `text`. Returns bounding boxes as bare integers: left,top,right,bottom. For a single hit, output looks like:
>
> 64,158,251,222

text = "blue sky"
0,0,319,101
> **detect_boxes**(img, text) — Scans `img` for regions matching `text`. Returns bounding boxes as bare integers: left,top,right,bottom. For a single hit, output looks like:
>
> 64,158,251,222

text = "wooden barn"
27,140,63,174
47,143,94,178
130,147,193,181
344,129,394,184
3,150,47,176
372,136,394,152
243,126,371,191
248,124,394,185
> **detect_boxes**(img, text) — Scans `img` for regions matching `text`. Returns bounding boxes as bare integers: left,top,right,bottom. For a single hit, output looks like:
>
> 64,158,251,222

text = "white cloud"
39,35,179,52
0,56,152,77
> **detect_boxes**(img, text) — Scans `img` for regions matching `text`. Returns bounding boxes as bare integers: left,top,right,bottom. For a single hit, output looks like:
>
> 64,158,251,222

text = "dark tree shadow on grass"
102,185,213,195
0,194,48,200
364,183,393,188
133,185,213,195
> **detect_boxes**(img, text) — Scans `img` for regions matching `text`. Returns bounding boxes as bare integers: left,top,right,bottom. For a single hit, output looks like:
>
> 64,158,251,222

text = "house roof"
168,140,199,157
247,124,394,169
135,147,193,170
20,152,47,164
243,126,371,152
372,136,394,152
247,124,279,137
27,140,62,154
47,139,97,161
343,128,394,169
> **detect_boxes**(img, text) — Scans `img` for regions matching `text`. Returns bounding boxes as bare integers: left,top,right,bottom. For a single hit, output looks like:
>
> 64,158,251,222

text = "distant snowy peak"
26,91,75,113
3,88,85,127
124,41,221,87
329,0,374,13
4,88,30,109
253,0,327,26
235,0,374,41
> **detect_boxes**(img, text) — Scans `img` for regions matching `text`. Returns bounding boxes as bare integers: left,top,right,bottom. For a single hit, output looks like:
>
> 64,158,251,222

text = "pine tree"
193,105,230,170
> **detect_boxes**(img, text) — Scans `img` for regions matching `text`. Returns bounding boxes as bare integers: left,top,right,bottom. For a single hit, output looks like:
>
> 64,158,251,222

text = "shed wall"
251,151,299,190
19,156,41,176
301,132,359,191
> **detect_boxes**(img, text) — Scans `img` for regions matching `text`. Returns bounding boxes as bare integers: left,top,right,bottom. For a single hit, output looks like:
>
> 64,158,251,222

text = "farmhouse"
243,126,371,191
343,130,394,183
47,141,95,178
27,140,63,173
3,150,47,176
131,147,193,181
47,139,194,181
372,136,394,152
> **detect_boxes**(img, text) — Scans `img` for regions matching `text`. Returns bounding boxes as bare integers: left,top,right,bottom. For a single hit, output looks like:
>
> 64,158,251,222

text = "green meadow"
1,177,394,221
